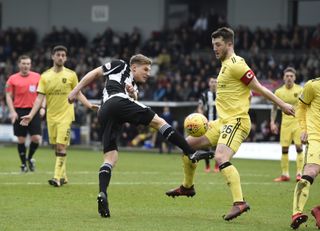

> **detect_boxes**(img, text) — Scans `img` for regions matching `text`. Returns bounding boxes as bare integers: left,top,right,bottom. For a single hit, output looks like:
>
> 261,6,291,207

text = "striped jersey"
101,59,138,102
198,90,217,121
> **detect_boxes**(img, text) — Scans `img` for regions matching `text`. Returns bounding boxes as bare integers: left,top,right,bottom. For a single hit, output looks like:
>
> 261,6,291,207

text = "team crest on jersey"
62,78,67,83
294,93,298,97
105,62,111,70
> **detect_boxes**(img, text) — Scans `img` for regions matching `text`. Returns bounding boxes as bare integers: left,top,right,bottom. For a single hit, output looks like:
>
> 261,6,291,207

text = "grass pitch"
0,145,319,231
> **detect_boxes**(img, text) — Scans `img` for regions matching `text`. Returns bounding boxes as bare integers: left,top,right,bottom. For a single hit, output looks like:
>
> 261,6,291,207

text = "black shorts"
14,108,41,137
98,97,155,153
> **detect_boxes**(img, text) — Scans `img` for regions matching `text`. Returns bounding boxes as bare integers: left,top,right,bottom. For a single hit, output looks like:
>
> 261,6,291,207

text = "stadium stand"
0,14,319,145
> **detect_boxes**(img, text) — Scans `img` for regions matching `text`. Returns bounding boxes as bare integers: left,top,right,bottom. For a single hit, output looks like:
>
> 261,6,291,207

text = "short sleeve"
5,77,13,93
231,60,255,85
37,76,46,94
102,60,125,76
299,81,314,105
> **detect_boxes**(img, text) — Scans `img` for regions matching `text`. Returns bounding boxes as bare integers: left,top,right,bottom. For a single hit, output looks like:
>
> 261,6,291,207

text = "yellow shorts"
280,122,302,147
47,121,72,145
205,117,251,153
305,140,320,165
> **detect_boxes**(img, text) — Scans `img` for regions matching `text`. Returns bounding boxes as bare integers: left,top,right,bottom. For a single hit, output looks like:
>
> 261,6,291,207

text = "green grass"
0,145,319,231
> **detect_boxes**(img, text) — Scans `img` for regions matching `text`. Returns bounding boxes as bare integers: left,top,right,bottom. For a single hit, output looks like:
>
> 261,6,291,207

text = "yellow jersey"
275,84,302,124
216,54,254,121
38,67,78,122
299,78,320,140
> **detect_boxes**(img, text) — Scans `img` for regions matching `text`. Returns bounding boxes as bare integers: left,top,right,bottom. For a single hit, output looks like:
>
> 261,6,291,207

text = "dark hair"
283,67,296,75
130,54,152,66
18,55,31,63
211,27,234,44
52,45,68,55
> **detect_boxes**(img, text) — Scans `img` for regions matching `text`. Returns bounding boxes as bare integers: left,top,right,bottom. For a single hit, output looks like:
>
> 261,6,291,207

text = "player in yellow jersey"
166,27,295,221
20,45,98,187
270,67,304,182
290,78,320,229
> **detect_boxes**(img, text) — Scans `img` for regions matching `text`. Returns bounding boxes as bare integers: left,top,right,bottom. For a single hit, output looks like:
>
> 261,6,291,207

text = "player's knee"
17,137,26,143
30,135,41,143
282,147,289,154
149,114,166,129
296,146,303,153
103,150,118,166
214,153,228,166
56,144,67,153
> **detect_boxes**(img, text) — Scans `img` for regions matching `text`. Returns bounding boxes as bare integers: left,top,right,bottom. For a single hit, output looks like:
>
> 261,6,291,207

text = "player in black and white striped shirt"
197,77,219,173
68,54,213,218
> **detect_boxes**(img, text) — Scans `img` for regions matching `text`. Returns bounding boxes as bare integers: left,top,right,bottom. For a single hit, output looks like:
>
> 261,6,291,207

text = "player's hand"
20,114,32,126
39,108,46,118
125,84,135,95
300,131,308,144
90,104,100,112
68,89,79,104
9,111,18,124
270,122,278,134
281,103,295,116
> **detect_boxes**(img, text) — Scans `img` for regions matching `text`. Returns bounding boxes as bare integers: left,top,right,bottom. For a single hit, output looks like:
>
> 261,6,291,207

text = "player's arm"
77,91,100,111
270,104,279,134
125,84,138,100
68,66,104,103
296,100,308,143
39,96,46,118
20,94,45,126
5,91,18,124
248,78,295,116
197,97,204,114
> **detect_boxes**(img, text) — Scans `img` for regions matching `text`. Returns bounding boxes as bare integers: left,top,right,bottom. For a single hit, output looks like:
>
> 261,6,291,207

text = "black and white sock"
159,124,194,155
99,163,113,194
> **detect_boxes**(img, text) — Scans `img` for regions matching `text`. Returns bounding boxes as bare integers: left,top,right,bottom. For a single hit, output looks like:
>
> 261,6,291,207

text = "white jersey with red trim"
216,54,254,121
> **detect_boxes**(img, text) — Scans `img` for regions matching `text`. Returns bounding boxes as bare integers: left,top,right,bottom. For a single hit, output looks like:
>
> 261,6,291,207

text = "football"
184,113,208,137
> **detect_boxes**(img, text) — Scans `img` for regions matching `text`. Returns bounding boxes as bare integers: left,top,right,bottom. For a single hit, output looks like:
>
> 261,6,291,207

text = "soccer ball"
184,113,208,137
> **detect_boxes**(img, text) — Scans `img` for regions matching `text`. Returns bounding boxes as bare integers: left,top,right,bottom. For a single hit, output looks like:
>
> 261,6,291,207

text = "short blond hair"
284,67,296,75
129,54,152,66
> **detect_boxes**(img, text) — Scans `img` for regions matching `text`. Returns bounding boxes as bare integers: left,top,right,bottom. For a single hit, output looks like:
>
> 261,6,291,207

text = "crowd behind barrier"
1,16,319,146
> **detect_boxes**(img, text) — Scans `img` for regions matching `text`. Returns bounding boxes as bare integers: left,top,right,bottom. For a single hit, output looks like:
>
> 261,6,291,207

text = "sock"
28,142,39,160
54,152,66,180
296,152,304,175
281,153,289,176
99,163,113,194
205,159,210,168
159,124,194,155
61,157,67,180
220,162,243,202
182,155,197,188
17,143,27,165
293,175,313,215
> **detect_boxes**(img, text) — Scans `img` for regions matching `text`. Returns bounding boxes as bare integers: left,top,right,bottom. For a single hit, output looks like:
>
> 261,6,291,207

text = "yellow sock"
221,164,243,202
296,152,304,175
182,155,197,188
281,153,289,176
61,157,67,180
293,178,311,215
54,156,65,180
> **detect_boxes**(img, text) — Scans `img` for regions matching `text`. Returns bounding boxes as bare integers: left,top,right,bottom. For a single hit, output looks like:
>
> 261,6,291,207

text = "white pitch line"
0,181,283,186
0,171,272,177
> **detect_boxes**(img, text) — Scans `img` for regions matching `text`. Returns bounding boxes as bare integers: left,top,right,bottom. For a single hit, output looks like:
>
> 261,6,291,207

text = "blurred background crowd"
0,12,319,148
